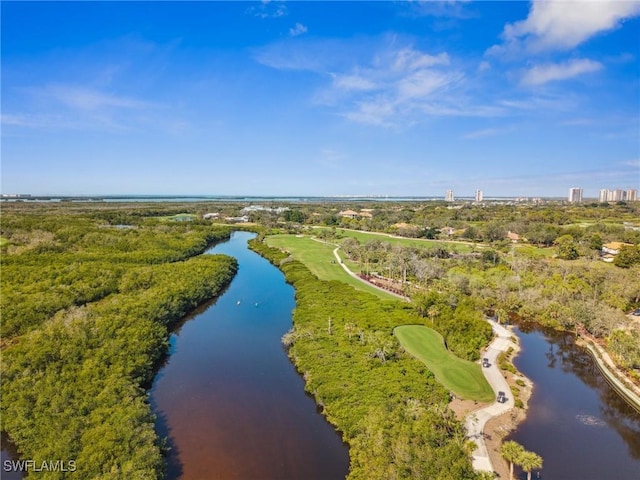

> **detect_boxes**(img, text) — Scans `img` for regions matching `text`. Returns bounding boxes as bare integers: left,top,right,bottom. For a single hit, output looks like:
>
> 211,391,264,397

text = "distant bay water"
0,195,560,203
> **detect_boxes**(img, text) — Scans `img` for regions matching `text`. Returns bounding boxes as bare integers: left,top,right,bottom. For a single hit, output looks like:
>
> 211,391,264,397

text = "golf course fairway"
394,325,494,403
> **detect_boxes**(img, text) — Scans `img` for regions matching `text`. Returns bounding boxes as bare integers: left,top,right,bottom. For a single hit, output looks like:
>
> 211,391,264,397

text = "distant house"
203,213,220,219
441,226,455,236
392,222,412,229
224,215,249,223
507,231,520,243
338,210,360,219
602,242,633,255
358,210,373,218
391,222,419,236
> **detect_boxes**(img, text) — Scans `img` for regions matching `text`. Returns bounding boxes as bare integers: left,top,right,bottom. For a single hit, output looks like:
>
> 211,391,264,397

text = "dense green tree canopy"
1,204,238,479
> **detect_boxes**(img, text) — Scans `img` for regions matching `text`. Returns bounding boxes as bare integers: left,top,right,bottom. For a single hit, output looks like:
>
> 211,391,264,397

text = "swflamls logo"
3,459,77,472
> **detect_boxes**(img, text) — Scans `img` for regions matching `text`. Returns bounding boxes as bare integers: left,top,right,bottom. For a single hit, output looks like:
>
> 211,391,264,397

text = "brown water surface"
150,231,349,479
507,323,640,479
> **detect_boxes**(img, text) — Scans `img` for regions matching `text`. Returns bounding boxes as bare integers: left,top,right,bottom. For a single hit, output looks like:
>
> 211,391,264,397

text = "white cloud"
390,48,449,71
253,38,343,72
289,22,308,37
620,158,640,168
331,73,377,91
521,58,602,85
4,84,162,133
257,36,507,127
397,70,456,100
497,0,640,53
477,61,491,73
401,0,474,19
246,0,287,19
43,84,153,111
560,118,594,126
331,46,464,125
462,128,507,140
343,98,398,127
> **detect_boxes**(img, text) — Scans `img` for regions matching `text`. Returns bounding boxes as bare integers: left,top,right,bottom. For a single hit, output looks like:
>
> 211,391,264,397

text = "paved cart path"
465,320,516,472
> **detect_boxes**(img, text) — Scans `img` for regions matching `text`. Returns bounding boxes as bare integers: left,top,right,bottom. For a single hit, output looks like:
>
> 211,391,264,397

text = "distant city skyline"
598,188,638,202
2,2,639,197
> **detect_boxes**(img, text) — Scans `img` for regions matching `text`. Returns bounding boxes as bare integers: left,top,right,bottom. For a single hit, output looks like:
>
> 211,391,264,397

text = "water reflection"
150,231,349,479
508,323,640,479
0,433,23,480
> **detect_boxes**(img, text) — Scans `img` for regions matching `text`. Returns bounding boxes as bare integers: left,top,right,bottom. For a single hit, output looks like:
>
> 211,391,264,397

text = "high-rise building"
612,189,624,201
598,188,638,202
599,189,608,203
568,187,583,203
475,189,483,202
445,190,454,202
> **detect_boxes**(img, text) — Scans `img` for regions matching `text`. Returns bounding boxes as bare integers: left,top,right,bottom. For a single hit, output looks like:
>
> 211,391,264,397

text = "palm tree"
500,440,524,480
520,450,543,480
427,305,439,325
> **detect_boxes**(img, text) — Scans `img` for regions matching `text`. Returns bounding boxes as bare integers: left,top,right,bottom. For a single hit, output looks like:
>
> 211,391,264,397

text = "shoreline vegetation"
1,205,238,478
394,325,494,403
1,200,638,479
249,238,487,479
578,335,640,413
261,226,638,476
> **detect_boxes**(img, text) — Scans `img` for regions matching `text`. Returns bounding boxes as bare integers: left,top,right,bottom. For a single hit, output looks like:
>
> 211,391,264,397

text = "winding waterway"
507,324,640,479
149,231,349,479
3,235,639,480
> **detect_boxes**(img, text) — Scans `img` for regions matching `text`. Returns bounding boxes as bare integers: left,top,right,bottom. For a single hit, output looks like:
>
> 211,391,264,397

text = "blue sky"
2,1,639,197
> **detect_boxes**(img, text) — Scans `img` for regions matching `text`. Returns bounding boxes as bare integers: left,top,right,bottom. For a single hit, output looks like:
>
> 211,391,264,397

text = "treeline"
260,200,640,245
413,292,492,362
331,234,640,379
250,239,489,480
1,205,238,479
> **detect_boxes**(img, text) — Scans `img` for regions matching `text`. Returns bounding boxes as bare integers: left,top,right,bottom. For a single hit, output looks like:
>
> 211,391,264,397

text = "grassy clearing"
0,237,8,247
316,227,475,253
265,234,399,301
512,244,556,258
394,325,494,402
318,227,560,258
157,213,197,222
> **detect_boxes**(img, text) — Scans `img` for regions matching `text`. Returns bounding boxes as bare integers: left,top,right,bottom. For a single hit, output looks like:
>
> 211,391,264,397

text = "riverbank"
506,324,640,479
313,236,530,476
151,232,349,479
451,320,532,478
577,335,640,414
250,238,481,479
482,336,532,480
1,214,238,479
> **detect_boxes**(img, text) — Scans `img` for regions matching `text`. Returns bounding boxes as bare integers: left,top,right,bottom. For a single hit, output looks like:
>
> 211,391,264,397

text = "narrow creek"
150,231,349,479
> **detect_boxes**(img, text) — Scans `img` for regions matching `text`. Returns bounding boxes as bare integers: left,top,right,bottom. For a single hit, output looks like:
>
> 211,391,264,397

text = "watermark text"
3,459,77,473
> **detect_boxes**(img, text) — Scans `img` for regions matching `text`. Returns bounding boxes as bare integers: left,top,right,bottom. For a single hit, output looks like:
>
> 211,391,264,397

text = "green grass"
319,227,562,258
265,234,399,301
316,227,475,253
512,244,556,258
0,237,8,247
394,325,494,402
157,213,197,222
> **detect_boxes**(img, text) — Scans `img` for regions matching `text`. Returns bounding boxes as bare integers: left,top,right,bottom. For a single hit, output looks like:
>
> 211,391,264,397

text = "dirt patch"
450,397,486,420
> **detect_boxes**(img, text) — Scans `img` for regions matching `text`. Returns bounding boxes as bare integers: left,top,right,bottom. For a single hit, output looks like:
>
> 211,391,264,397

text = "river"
507,323,640,479
149,231,349,479
3,235,640,479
